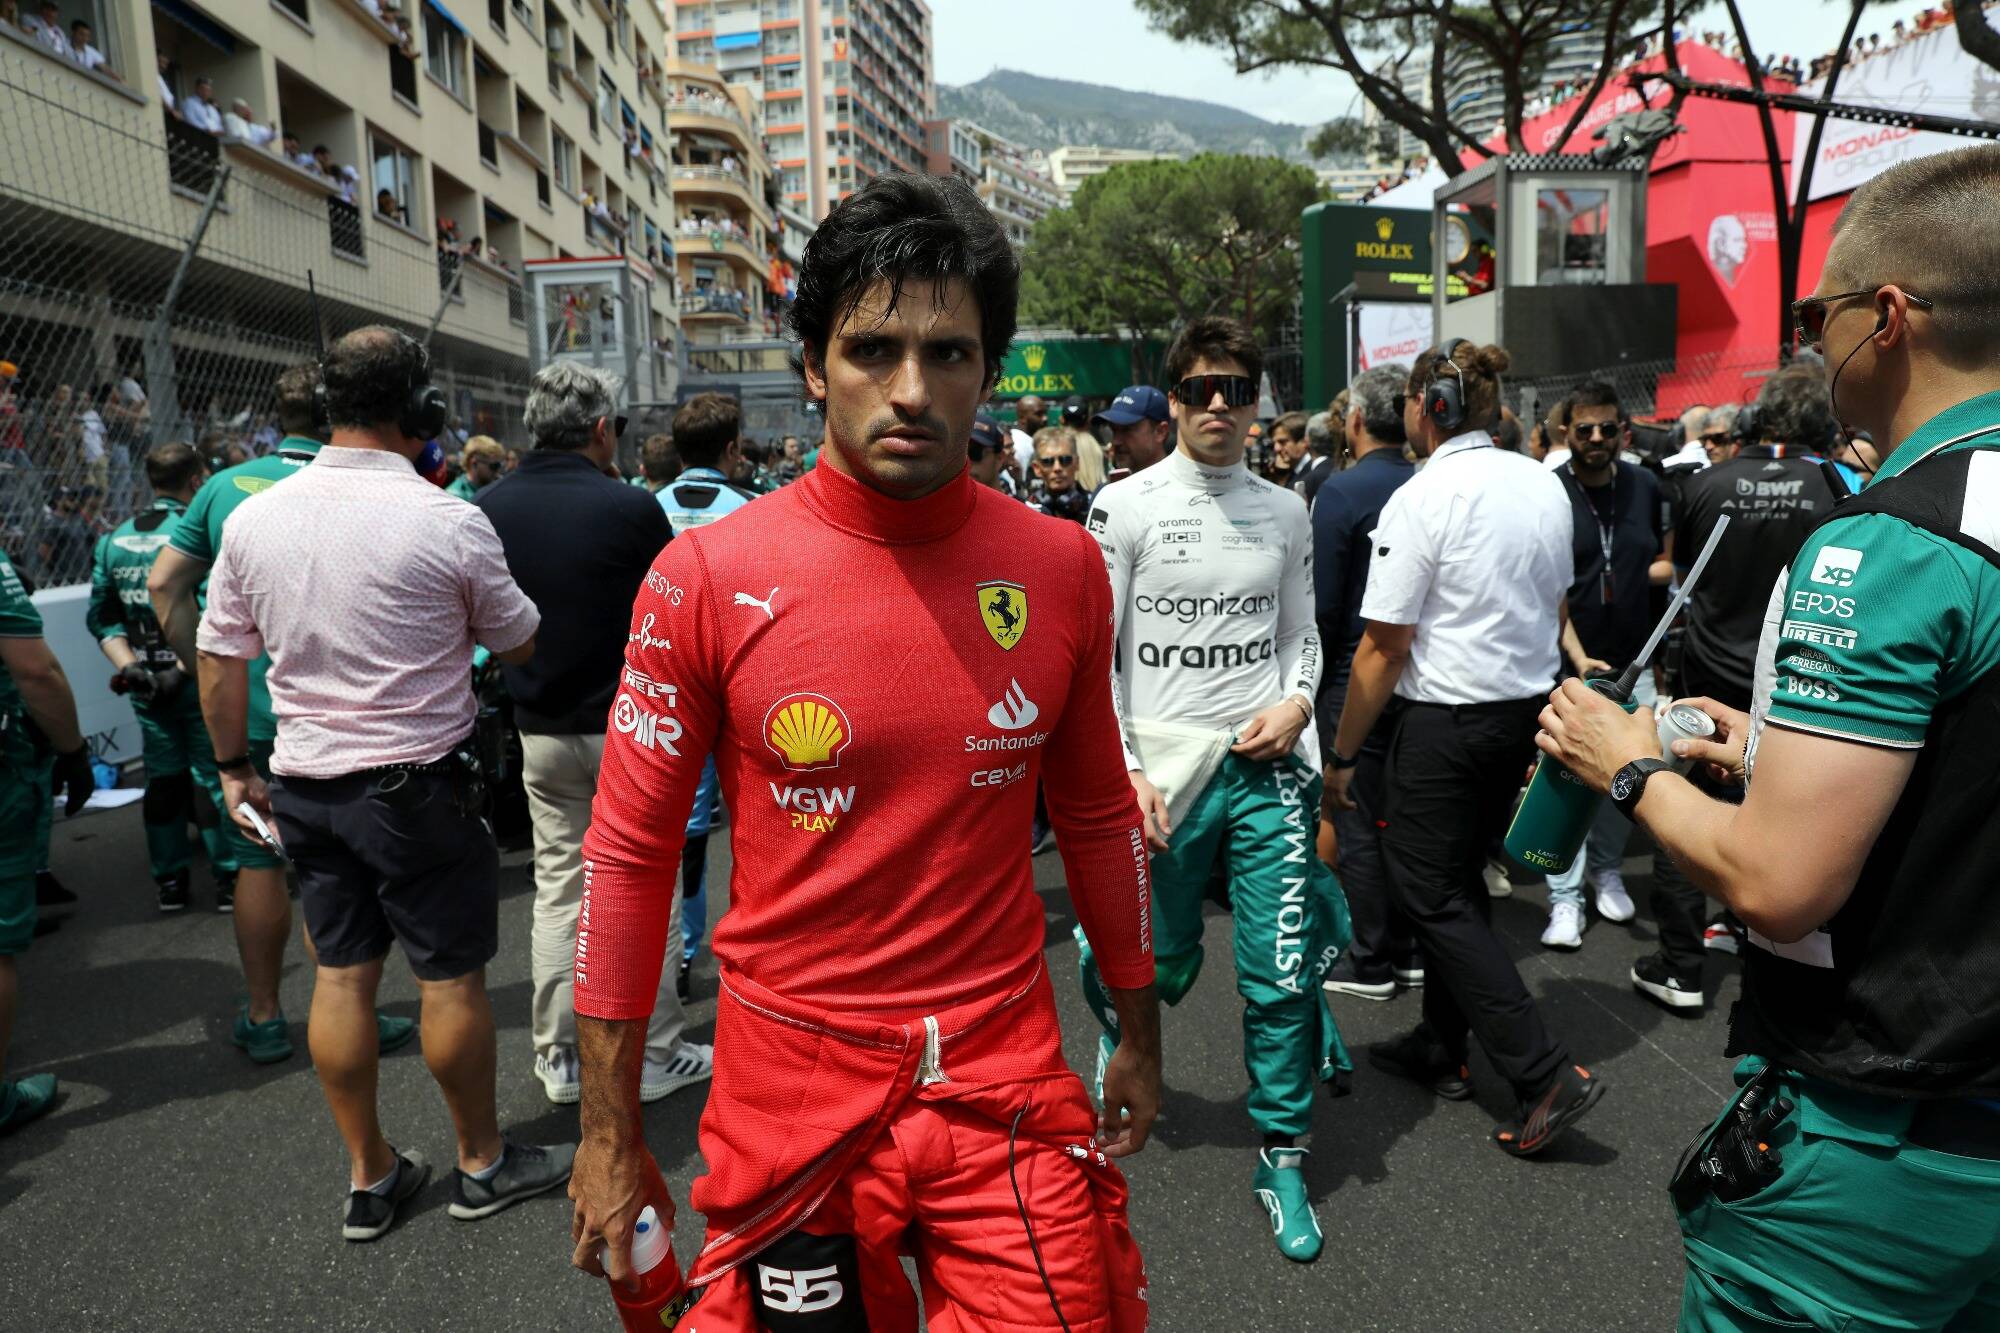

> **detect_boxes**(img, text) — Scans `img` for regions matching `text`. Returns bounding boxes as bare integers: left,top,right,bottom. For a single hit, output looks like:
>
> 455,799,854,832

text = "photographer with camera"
85,441,239,913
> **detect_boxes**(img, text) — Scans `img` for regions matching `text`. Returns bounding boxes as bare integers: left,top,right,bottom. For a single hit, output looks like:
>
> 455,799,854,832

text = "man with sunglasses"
1031,425,1092,522
1537,142,2000,1328
1078,314,1350,1262
1541,382,1672,953
475,362,708,1108
1649,369,1838,995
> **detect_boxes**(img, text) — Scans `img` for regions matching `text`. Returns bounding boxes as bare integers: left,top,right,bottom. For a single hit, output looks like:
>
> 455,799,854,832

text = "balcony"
664,92,754,147
672,163,757,212
680,289,749,323
677,218,761,272
328,196,365,260
164,113,222,197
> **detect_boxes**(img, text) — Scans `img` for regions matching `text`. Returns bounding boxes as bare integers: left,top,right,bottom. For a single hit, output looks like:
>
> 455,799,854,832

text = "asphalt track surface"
6,802,1734,1330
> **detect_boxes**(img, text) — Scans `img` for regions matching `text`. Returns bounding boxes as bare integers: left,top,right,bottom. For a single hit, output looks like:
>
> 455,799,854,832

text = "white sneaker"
1483,859,1513,898
1540,902,1585,951
535,1046,580,1105
641,1042,714,1103
1592,870,1636,923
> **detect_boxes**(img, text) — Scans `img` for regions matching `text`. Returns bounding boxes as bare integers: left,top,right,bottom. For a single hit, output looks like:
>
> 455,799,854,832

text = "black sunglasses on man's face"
1791,288,1934,351
1171,374,1258,408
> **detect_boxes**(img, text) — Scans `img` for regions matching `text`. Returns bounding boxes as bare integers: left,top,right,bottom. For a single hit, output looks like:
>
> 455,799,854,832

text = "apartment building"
0,0,695,441
666,59,779,338
921,116,981,186
674,0,932,219
1044,144,1181,201
963,122,1057,247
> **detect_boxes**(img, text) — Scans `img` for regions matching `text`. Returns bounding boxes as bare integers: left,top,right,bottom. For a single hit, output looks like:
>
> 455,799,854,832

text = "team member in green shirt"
0,546,96,1134
1540,144,2000,1329
148,364,415,1066
445,434,504,502
86,442,238,913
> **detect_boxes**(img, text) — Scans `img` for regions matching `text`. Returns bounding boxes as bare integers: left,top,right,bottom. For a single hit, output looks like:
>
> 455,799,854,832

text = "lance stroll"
1078,315,1353,1262
569,173,1161,1330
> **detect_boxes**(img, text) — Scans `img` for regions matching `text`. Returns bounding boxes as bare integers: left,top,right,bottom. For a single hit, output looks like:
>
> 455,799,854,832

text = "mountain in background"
936,70,1330,163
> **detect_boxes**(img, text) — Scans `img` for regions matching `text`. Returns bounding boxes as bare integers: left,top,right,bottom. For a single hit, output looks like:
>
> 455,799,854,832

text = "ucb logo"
1023,344,1046,372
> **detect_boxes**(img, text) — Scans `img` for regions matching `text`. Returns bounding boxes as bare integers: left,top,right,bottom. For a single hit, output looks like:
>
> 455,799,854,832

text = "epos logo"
1812,546,1864,587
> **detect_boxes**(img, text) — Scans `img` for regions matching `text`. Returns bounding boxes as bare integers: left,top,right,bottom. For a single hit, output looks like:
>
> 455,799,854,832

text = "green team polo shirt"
169,436,322,740
1761,390,2000,748
85,496,185,652
0,548,44,723
446,473,481,502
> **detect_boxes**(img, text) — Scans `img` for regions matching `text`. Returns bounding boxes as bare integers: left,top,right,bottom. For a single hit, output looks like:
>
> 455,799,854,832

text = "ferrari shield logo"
976,581,1028,651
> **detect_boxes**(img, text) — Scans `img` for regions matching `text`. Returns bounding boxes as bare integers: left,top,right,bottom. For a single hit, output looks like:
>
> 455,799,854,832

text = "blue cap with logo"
1093,385,1168,428
969,414,1006,457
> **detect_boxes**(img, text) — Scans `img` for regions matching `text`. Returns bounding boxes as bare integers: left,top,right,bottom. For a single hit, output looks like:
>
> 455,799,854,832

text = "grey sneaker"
448,1138,576,1221
342,1147,430,1243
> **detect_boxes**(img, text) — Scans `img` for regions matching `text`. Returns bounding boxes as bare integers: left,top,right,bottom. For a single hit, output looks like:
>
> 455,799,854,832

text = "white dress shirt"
181,93,224,133
1359,430,1575,705
223,112,276,146
25,16,71,58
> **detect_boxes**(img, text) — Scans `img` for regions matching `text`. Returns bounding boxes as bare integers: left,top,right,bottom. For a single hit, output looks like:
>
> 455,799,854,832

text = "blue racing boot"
1253,1147,1323,1263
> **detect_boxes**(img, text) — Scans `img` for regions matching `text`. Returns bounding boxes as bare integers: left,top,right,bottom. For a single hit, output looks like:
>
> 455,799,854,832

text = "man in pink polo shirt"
198,327,573,1244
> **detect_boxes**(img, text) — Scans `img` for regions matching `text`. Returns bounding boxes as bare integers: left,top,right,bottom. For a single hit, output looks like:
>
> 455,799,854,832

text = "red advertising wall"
1474,42,1850,415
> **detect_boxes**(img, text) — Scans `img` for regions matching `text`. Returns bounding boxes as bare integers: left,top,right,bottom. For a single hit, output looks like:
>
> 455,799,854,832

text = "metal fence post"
144,162,233,449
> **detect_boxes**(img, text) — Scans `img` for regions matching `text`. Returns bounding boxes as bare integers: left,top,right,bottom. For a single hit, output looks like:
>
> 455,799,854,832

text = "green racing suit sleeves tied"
1079,753,1354,1130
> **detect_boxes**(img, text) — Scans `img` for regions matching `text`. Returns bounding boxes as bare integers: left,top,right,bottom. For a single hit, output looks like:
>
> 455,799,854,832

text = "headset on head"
306,272,450,444
1422,337,1472,434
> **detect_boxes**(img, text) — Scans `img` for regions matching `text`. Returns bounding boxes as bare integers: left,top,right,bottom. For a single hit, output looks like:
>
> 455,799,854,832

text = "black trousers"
1379,698,1565,1101
1650,770,1743,980
1333,706,1417,982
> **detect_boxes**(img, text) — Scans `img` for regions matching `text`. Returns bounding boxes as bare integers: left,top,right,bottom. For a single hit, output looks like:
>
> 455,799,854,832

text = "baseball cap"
968,415,1005,459
1092,385,1168,428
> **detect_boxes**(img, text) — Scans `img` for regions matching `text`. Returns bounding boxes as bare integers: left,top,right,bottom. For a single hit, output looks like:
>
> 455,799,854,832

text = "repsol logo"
1135,592,1276,624
1137,639,1274,670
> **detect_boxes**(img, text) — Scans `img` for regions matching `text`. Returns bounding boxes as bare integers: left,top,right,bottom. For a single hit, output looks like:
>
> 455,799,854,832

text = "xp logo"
764,692,853,771
976,580,1028,651
1812,545,1864,587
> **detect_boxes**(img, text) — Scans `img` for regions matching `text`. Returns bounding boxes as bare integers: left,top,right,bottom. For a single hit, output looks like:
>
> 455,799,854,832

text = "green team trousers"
1080,751,1353,1138
1678,1059,2000,1330
1,720,50,955
135,687,238,884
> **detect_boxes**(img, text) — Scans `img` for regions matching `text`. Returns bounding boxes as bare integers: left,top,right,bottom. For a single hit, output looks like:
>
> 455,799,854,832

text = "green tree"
1136,0,1669,176
1021,154,1326,352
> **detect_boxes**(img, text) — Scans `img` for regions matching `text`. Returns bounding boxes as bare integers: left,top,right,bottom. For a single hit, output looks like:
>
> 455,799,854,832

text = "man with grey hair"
475,363,710,1107
1311,364,1422,1001
1295,408,1341,508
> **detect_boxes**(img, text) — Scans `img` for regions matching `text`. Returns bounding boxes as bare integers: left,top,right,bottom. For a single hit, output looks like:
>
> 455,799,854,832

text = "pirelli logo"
1780,619,1857,650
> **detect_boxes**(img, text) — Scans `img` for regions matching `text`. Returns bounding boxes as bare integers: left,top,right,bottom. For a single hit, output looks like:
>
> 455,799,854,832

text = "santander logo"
987,679,1040,731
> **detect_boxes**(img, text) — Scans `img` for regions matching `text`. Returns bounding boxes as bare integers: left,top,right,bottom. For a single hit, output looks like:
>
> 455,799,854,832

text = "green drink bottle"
1503,515,1734,876
1504,677,1635,874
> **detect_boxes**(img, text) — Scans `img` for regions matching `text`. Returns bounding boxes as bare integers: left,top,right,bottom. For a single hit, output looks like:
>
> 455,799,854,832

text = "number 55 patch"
752,1231,865,1330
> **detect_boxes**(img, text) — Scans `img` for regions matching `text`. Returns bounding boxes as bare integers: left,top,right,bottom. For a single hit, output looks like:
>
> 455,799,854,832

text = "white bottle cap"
627,1205,668,1276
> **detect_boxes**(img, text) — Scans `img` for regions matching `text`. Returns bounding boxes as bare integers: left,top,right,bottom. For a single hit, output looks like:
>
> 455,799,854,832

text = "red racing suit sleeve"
576,538,719,1020
1042,522,1155,990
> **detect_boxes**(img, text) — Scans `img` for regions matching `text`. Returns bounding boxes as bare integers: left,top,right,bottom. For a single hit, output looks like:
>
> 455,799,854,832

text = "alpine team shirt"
577,462,1154,1017
1748,398,2000,757
1360,432,1573,704
1089,448,1322,766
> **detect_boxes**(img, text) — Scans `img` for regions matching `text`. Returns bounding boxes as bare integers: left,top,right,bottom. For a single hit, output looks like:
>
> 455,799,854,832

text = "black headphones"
309,328,448,442
1423,337,1471,434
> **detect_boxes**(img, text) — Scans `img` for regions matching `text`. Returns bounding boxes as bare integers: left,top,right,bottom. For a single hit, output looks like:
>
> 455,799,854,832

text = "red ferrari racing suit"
578,461,1155,1330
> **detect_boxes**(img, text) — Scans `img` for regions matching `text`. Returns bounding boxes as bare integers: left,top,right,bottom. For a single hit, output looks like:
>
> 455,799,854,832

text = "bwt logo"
1736,478,1805,499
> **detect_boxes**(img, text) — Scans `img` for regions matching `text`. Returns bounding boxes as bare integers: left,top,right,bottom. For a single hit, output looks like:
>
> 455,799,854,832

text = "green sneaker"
376,1012,418,1056
233,1008,294,1064
1253,1148,1323,1263
0,1073,58,1135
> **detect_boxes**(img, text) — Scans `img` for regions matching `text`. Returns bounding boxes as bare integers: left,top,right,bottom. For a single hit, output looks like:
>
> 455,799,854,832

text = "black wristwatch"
216,754,254,774
1330,749,1360,771
1609,757,1672,820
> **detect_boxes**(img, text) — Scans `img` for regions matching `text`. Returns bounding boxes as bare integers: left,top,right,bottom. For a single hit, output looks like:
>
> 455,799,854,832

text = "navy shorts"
270,765,499,981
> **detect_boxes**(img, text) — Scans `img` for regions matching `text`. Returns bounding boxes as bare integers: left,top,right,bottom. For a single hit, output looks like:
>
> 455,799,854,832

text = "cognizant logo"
1134,593,1276,624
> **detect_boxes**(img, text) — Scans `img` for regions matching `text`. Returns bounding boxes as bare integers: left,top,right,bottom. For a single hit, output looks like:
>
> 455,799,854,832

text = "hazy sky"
931,1,1879,129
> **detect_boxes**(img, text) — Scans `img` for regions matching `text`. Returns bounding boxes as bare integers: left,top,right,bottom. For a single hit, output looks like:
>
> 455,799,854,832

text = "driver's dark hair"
672,392,739,468
788,173,1018,395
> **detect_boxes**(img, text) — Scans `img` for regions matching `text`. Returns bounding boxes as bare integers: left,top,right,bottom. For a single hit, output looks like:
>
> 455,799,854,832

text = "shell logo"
763,692,853,772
